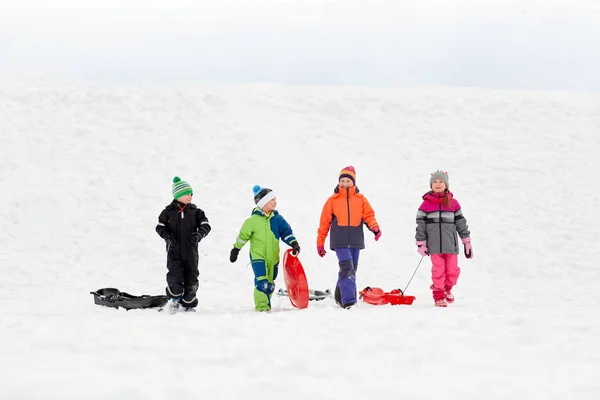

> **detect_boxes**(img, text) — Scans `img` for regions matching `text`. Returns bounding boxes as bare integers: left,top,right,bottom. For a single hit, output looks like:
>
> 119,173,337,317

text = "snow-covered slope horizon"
1,78,599,399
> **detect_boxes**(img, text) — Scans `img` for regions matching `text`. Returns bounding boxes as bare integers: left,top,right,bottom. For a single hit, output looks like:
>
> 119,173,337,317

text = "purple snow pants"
335,248,360,307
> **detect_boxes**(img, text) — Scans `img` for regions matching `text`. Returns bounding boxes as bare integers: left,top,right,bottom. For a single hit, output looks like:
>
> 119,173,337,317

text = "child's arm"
195,210,212,239
453,201,471,239
155,209,170,239
230,218,254,263
361,196,379,232
233,218,253,250
277,215,298,247
317,198,334,247
415,204,428,241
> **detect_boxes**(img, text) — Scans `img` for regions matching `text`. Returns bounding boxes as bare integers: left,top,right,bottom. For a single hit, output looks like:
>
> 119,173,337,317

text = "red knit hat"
339,165,356,185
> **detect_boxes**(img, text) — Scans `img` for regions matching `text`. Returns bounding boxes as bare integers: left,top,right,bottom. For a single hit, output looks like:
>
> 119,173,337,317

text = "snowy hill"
1,79,600,399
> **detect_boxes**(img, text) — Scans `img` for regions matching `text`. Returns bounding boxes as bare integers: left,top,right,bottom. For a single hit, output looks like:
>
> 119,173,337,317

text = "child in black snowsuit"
155,176,211,309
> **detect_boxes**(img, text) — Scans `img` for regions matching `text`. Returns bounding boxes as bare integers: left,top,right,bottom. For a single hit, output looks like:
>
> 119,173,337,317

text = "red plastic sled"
281,249,309,309
358,287,416,306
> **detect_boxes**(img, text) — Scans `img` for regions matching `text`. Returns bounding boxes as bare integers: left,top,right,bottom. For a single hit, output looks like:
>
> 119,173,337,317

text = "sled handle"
358,286,372,299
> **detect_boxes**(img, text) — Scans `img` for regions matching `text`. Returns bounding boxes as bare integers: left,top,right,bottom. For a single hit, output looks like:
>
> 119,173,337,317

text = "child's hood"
419,190,460,212
166,200,198,210
331,185,361,197
422,190,454,203
251,208,279,218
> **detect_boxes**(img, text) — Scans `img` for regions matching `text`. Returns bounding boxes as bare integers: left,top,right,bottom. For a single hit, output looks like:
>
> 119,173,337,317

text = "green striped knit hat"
172,176,193,199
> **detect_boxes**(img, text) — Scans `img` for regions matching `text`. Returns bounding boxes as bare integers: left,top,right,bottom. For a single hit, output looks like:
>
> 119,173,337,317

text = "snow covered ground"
1,78,600,399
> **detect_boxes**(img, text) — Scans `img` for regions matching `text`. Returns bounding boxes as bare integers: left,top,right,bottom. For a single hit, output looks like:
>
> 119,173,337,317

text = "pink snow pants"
430,254,460,301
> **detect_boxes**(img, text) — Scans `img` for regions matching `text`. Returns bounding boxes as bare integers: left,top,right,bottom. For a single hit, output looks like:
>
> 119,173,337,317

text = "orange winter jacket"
317,185,379,250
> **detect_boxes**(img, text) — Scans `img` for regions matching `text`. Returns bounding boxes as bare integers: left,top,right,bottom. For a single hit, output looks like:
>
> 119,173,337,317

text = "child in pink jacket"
415,170,473,307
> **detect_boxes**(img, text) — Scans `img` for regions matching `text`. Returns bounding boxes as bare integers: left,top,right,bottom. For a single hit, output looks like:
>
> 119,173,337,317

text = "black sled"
91,288,168,310
277,288,331,301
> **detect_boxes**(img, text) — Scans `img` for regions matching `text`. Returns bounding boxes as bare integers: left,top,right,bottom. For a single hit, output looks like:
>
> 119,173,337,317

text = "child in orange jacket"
317,166,381,308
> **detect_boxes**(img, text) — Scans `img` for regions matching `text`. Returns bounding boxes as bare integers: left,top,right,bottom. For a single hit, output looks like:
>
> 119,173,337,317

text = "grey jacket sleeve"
415,208,428,241
454,207,470,239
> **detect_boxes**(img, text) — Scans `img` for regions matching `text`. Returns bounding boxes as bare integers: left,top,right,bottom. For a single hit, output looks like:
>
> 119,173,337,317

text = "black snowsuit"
156,200,211,308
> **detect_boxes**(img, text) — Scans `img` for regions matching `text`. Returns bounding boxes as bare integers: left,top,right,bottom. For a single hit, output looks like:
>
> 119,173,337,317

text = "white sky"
2,0,600,90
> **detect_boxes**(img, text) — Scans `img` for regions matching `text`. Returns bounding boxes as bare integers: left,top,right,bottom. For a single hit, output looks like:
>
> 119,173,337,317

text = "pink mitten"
416,240,429,256
462,237,473,259
317,245,326,257
373,227,381,241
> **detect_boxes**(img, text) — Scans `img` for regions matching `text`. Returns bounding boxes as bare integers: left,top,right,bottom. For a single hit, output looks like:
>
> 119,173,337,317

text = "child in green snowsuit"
229,185,301,311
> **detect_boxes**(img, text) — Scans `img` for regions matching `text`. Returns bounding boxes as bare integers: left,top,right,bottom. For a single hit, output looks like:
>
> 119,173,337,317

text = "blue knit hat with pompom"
253,185,276,210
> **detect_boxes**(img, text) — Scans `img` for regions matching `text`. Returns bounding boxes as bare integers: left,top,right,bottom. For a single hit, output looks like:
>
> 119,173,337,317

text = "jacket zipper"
439,203,443,253
346,188,351,247
265,212,270,276
176,204,188,245
174,208,180,245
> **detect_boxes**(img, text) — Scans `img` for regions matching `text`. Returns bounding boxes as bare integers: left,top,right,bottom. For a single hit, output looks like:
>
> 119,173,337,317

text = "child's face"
431,179,447,193
339,178,354,188
177,194,193,204
262,198,277,213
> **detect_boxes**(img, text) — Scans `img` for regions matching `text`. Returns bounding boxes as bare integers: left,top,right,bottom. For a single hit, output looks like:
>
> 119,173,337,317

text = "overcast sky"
2,0,599,91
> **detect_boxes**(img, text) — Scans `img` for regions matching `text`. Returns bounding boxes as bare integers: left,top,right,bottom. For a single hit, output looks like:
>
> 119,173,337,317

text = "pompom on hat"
339,165,356,185
430,170,449,188
253,185,276,210
172,176,193,199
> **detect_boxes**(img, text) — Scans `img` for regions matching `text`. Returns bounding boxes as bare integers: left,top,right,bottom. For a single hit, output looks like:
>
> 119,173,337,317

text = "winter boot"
334,286,342,306
434,299,448,307
168,297,181,311
334,286,355,308
342,301,355,309
445,290,455,304
182,284,199,308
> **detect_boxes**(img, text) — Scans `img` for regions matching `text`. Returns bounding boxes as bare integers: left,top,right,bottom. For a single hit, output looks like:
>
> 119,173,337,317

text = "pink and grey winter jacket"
415,191,470,255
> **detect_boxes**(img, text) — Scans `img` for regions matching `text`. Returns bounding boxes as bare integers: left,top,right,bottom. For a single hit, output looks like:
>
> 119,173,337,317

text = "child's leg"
444,254,460,291
251,259,274,311
351,248,360,298
181,254,200,308
351,248,360,273
335,248,357,307
430,254,446,301
165,258,185,300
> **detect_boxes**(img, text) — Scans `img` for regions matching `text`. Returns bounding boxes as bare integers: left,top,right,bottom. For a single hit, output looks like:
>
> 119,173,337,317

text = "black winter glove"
230,247,240,263
190,232,202,245
165,234,177,246
291,241,301,256
199,225,211,238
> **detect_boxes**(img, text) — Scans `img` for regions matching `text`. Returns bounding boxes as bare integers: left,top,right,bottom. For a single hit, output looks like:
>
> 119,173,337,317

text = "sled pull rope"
402,256,424,295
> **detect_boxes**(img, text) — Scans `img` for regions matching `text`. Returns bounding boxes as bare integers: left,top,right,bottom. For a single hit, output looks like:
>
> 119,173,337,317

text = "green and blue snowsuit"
233,208,298,311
